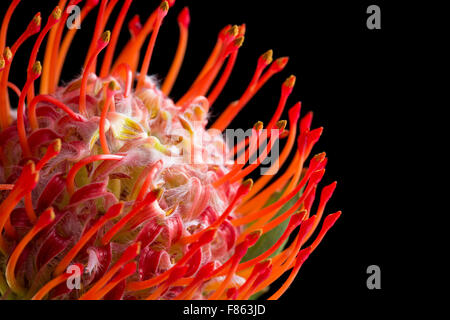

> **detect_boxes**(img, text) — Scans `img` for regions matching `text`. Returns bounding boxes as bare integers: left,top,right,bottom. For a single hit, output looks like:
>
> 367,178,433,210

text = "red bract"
0,0,340,300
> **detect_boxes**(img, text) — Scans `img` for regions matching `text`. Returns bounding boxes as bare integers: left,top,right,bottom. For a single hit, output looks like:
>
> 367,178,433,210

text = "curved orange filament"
24,194,37,224
237,213,303,273
137,2,168,91
100,0,132,77
1,13,41,130
126,229,217,292
99,88,114,154
88,262,137,300
100,191,159,245
83,0,107,72
180,179,252,245
79,242,141,300
208,241,249,300
238,152,300,213
112,63,132,98
40,0,65,94
135,160,163,202
213,127,259,188
210,50,274,132
7,81,21,97
0,0,21,52
79,30,110,116
207,50,238,106
5,207,55,296
32,263,84,300
28,94,86,130
66,154,123,195
145,266,188,300
0,162,38,254
54,203,124,276
237,260,272,300
27,6,61,104
17,62,42,158
161,7,189,96
0,184,14,190
231,168,320,227
55,1,97,87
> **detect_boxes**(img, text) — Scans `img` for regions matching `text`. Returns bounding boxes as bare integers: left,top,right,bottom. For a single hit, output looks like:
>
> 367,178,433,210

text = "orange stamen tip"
253,121,264,131
233,36,245,48
31,61,42,75
3,47,12,62
261,49,273,64
245,229,262,246
276,120,287,131
101,30,111,43
32,12,42,27
274,57,289,70
227,25,239,37
108,80,120,91
178,7,190,28
238,24,246,36
283,75,296,88
104,202,124,219
159,1,170,12
179,115,194,135
50,138,62,153
51,6,62,20
241,178,253,190
35,207,56,228
153,187,165,200
198,228,217,244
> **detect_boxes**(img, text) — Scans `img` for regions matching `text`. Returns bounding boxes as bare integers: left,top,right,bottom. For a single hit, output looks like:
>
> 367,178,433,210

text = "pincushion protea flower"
0,0,341,300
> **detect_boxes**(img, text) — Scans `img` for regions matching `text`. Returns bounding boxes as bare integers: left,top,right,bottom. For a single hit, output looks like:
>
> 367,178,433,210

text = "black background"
0,0,405,315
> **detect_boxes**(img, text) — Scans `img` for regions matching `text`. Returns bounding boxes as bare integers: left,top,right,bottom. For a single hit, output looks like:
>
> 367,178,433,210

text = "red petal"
37,173,66,212
36,230,71,270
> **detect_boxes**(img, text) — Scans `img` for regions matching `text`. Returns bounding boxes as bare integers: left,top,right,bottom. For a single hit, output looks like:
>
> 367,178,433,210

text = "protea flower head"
0,0,341,300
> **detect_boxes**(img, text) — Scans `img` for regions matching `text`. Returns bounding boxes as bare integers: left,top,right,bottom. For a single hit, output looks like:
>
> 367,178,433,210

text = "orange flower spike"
99,81,119,154
112,63,133,99
32,263,84,300
232,166,324,228
180,179,252,245
254,56,289,93
302,181,337,244
0,0,21,52
210,230,262,280
127,228,217,292
54,203,124,276
208,239,250,300
36,138,62,171
79,30,111,116
28,94,86,130
79,242,141,300
0,13,41,130
268,247,312,300
26,6,62,103
5,207,55,296
135,160,163,202
161,7,190,96
211,49,274,131
240,261,273,300
83,0,107,72
101,189,162,245
213,123,262,188
55,0,100,86
145,265,189,300
46,1,81,92
236,259,272,300
175,262,215,300
237,212,304,272
0,161,38,253
100,0,133,77
66,153,123,195
137,1,169,91
86,262,137,300
17,61,41,158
